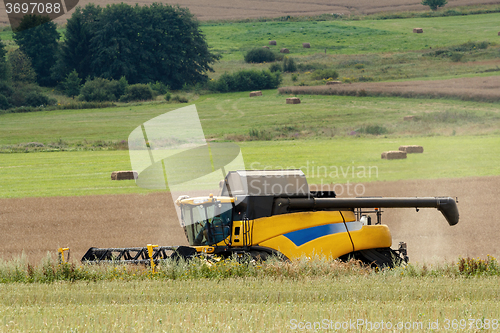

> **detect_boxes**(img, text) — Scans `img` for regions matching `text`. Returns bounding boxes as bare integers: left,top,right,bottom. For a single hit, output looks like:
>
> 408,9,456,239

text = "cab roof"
177,196,235,206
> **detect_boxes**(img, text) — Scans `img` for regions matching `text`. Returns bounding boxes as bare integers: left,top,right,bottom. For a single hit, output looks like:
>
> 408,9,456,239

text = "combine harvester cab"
174,169,459,267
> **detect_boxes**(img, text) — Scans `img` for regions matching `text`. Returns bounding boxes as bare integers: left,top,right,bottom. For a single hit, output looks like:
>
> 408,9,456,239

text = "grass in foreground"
0,256,499,332
1,254,500,283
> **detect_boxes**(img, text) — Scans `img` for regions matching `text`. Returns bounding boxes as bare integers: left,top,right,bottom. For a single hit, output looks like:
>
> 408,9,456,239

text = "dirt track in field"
0,0,498,25
1,176,498,264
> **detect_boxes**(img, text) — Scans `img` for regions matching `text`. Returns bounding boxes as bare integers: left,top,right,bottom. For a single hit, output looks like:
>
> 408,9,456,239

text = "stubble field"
1,175,498,264
279,75,500,102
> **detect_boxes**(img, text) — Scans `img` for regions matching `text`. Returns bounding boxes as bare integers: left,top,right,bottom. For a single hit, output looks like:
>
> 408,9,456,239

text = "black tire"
339,247,404,268
359,248,398,268
249,250,269,261
169,246,197,261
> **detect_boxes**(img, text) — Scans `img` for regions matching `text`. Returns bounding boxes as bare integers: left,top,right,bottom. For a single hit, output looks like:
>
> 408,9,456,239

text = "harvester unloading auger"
81,106,459,267
82,169,459,267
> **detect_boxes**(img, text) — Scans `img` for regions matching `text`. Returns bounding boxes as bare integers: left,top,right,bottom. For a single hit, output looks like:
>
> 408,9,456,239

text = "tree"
61,3,220,89
0,40,9,82
13,15,60,86
62,70,82,98
134,3,221,88
89,3,141,82
421,0,448,11
54,4,102,83
8,49,36,84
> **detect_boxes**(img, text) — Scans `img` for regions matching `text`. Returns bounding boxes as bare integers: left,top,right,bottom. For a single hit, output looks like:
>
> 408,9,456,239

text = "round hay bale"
404,116,415,121
381,151,407,160
111,171,138,180
302,43,310,48
498,31,500,36
399,145,424,153
250,91,263,97
262,46,270,49
413,28,423,33
286,97,300,104
269,40,277,45
280,48,290,53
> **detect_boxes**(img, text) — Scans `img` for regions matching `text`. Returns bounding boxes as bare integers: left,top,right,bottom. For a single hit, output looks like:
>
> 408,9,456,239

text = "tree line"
0,3,220,109
51,3,219,89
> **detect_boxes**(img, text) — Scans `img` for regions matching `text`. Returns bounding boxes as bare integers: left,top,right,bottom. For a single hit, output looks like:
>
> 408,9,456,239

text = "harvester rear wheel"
358,248,398,268
339,248,404,268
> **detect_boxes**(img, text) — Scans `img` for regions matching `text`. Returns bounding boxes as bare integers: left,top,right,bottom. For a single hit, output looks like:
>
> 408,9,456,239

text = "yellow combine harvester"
83,169,459,267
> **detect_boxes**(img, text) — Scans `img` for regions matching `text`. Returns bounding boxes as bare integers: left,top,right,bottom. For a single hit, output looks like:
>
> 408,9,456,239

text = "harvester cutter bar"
81,246,179,264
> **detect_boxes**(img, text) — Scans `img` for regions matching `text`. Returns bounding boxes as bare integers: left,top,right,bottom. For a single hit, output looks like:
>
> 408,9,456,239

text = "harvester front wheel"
249,250,269,261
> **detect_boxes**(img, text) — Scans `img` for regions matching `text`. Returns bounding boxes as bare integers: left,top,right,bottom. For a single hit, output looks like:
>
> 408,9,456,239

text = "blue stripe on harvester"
283,223,348,247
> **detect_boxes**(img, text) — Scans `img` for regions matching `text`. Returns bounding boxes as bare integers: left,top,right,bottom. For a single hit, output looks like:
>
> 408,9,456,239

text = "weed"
248,128,272,140
171,95,189,103
457,256,500,276
244,48,276,63
357,75,375,82
149,81,169,95
357,125,388,135
417,110,479,123
423,41,489,62
209,70,281,92
297,62,327,71
341,76,357,83
0,139,130,153
311,69,339,80
269,63,282,72
282,57,297,72
119,84,154,102
450,52,464,62
1,255,499,283
339,59,367,68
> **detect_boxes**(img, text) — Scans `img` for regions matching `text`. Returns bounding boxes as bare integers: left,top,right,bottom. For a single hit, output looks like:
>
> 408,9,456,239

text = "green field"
1,92,499,145
202,13,500,60
1,134,499,198
1,92,499,198
202,12,500,85
1,277,499,332
0,273,499,332
2,12,497,59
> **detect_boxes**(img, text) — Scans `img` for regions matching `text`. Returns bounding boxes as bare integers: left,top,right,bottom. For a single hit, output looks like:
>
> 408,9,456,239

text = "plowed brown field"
0,0,498,25
1,176,498,264
279,75,500,102
64,0,500,20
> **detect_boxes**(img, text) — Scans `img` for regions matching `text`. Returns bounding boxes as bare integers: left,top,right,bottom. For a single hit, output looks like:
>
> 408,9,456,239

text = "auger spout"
281,196,459,226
